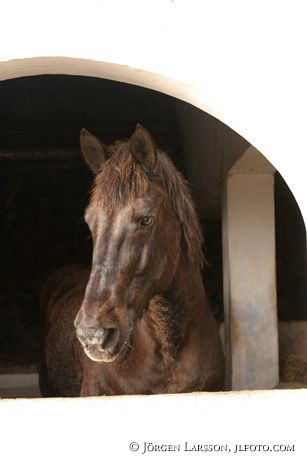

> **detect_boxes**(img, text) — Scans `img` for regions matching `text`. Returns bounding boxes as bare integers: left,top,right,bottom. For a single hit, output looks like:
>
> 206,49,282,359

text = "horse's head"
74,125,202,363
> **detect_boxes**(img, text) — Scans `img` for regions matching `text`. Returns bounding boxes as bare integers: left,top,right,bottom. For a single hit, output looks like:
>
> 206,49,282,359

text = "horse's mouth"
82,331,134,364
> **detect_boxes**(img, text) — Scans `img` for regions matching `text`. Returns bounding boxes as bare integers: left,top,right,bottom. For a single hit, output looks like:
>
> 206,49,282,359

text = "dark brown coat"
39,125,224,396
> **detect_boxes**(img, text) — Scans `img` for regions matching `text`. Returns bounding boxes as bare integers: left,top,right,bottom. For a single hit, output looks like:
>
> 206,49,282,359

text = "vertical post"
222,146,278,390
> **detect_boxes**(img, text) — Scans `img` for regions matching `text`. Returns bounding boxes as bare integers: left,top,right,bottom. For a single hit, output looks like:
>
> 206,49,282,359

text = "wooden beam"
0,148,81,162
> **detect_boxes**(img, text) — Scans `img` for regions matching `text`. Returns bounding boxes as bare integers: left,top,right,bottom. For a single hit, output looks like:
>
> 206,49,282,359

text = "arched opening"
0,73,306,396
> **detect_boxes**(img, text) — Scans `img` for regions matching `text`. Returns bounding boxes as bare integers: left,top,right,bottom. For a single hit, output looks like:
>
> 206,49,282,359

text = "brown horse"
39,125,224,396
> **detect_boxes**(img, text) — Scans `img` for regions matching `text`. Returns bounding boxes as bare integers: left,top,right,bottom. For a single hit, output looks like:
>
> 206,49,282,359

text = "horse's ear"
130,124,157,173
80,129,108,174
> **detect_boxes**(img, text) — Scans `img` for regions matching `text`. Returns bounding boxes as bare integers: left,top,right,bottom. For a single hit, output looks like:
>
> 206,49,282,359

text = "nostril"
100,327,118,352
75,323,119,353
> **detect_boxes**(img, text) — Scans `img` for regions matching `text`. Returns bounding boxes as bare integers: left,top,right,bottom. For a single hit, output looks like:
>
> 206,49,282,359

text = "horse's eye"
138,216,153,228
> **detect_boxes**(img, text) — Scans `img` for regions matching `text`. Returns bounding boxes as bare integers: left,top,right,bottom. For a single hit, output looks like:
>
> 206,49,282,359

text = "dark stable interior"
0,75,306,373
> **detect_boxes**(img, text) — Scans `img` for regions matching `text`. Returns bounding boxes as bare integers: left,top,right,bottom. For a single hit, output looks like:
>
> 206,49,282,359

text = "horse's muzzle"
75,323,120,362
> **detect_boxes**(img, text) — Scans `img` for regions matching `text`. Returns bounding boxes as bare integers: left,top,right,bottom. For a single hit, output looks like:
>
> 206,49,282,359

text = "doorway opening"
0,75,306,396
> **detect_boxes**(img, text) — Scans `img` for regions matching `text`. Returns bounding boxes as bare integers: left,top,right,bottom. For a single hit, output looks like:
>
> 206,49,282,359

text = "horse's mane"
91,141,203,267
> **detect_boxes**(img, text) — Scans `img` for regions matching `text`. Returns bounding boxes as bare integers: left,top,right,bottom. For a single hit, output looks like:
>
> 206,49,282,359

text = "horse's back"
39,265,90,397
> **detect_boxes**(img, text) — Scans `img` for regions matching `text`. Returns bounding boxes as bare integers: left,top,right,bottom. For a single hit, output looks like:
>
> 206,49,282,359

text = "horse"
39,124,224,397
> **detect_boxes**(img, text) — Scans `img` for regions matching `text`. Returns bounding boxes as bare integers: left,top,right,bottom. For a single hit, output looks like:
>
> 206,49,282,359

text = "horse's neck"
165,263,206,314
165,261,207,324
146,262,208,359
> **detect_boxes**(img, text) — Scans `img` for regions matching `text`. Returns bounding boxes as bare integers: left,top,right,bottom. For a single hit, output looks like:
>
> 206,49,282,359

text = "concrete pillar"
222,146,278,390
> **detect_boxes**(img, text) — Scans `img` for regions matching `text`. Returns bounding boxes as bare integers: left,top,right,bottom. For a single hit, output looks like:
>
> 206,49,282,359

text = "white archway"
0,55,306,227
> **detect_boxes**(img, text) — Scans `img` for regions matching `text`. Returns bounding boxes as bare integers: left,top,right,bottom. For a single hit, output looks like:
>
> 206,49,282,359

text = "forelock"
91,142,149,212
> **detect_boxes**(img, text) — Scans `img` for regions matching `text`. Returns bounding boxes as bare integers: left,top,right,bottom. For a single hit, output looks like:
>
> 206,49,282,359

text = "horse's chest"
81,313,197,396
82,342,196,396
82,345,177,396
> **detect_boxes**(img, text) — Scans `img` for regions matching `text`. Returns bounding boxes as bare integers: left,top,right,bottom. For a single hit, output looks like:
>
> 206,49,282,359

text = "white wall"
0,390,306,459
0,1,306,458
